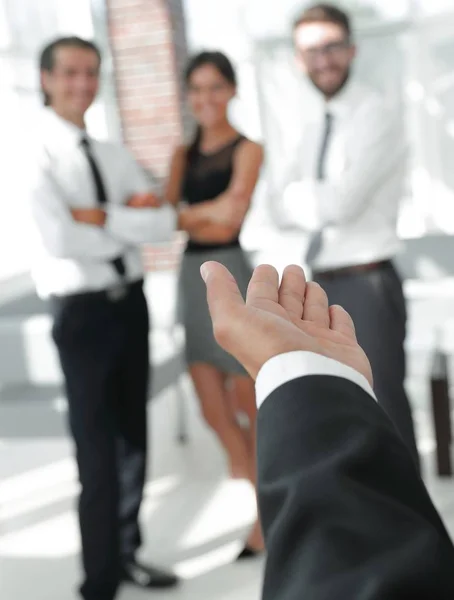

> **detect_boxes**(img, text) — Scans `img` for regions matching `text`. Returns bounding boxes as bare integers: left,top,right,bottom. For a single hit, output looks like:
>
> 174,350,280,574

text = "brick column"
168,0,193,138
106,0,189,270
106,0,188,178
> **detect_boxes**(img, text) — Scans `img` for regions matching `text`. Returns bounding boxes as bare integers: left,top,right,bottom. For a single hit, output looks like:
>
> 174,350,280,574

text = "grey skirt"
177,245,252,374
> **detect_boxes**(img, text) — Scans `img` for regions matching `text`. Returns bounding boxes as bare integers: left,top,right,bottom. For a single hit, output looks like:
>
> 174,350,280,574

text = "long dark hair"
184,51,237,163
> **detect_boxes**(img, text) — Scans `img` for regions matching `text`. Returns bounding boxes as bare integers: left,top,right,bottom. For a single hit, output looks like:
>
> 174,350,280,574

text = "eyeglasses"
297,40,351,63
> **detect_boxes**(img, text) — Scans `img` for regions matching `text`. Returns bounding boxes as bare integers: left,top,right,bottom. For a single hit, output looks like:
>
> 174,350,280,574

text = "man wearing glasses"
280,4,419,466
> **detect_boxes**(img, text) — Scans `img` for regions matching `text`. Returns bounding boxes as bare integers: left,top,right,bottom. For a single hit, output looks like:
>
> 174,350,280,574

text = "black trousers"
313,262,420,469
50,281,150,600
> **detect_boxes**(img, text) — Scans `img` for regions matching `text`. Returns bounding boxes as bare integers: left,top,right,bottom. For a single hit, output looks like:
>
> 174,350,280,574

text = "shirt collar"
42,107,87,146
324,78,366,119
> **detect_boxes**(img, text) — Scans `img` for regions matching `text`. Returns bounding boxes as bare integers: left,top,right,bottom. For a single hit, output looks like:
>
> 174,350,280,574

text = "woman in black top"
165,52,264,557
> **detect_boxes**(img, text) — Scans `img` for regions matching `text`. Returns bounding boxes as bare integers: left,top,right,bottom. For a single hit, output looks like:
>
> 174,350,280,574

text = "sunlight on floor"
179,480,255,550
0,458,76,506
175,542,242,579
0,469,255,577
0,511,80,558
0,479,78,521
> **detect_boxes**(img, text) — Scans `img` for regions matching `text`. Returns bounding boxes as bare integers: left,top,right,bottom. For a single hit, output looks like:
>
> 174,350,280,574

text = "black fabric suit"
257,375,454,599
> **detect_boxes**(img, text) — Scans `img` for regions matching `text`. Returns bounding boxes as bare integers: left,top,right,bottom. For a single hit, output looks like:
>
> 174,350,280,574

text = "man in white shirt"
27,37,179,600
281,4,419,466
201,259,454,600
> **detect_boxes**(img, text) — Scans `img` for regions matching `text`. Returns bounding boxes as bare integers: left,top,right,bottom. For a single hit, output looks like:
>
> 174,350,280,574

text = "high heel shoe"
236,544,263,561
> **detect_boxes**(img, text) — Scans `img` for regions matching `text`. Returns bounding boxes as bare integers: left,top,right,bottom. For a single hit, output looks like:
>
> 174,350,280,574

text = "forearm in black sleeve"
257,375,454,600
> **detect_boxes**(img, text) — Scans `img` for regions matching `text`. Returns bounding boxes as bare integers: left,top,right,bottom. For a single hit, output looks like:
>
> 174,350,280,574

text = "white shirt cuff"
255,351,376,410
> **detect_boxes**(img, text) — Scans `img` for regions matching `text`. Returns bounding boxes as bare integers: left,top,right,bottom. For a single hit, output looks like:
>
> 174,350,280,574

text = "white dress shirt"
255,351,376,409
26,108,176,298
280,80,406,271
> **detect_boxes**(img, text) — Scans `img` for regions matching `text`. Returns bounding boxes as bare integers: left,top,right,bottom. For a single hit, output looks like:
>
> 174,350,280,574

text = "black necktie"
306,112,333,266
316,112,333,181
80,137,126,279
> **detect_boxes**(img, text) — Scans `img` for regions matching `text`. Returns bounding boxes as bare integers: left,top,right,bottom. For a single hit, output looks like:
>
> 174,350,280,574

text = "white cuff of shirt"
255,351,376,410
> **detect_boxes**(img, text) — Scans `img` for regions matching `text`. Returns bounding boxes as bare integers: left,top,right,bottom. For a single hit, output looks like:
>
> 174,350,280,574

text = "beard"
308,67,351,99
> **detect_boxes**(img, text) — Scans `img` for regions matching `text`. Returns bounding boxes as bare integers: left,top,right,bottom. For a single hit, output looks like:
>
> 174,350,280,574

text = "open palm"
201,262,372,386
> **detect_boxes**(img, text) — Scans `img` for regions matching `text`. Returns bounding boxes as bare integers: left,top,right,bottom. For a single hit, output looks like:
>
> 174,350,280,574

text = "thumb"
201,261,246,351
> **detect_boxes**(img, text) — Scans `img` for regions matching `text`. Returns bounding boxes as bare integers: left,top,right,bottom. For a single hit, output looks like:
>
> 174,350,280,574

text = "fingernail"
200,263,208,282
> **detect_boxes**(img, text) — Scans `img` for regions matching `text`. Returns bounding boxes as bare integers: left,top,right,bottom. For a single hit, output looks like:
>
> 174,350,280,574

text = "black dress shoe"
236,545,263,561
120,560,179,589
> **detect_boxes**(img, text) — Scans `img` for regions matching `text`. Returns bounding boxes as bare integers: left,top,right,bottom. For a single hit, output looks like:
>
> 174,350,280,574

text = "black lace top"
182,134,246,252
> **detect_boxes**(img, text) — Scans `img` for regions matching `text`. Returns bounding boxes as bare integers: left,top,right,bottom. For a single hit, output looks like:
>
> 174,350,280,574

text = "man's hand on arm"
71,192,163,227
127,192,162,208
70,208,106,227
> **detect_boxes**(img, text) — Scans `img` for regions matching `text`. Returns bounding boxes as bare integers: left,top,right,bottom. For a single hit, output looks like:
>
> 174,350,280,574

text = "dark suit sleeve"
257,375,454,600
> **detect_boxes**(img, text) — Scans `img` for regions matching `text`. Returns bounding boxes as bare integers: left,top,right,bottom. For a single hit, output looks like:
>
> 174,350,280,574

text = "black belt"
313,260,392,280
185,238,241,253
50,278,144,305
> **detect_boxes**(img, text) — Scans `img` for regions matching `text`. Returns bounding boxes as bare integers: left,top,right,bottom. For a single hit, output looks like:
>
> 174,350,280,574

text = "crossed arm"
69,192,176,246
279,100,406,231
70,149,176,246
28,144,177,259
165,140,263,243
70,192,161,225
66,139,263,249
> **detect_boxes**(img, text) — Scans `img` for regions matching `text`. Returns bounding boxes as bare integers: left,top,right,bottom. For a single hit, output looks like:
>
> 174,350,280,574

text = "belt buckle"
107,283,127,302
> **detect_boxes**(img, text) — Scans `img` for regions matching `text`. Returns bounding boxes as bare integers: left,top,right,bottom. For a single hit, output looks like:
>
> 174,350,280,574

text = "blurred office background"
2,0,454,282
3,1,454,599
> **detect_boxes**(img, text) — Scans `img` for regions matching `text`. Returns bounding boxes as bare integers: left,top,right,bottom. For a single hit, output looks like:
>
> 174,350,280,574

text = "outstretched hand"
201,262,372,385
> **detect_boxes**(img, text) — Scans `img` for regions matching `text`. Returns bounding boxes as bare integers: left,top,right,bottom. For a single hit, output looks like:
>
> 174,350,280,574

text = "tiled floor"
2,272,454,599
